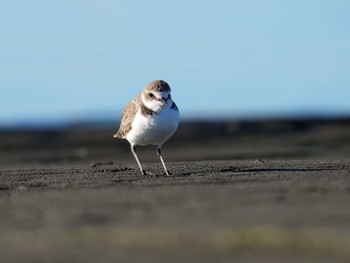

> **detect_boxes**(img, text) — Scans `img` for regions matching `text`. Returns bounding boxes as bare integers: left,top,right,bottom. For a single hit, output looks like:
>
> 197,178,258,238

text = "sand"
1,119,350,262
1,159,350,263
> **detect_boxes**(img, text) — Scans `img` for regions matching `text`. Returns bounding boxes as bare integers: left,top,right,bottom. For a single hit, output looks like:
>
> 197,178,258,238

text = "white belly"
126,107,180,146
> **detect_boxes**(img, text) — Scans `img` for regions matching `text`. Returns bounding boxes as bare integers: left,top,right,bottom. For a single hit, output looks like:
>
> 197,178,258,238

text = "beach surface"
1,119,350,262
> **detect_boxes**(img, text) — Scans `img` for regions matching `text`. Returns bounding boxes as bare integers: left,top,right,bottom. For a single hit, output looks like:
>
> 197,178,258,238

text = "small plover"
113,80,180,175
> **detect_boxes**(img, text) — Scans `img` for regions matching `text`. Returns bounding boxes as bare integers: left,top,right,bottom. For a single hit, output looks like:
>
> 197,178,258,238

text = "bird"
113,80,180,175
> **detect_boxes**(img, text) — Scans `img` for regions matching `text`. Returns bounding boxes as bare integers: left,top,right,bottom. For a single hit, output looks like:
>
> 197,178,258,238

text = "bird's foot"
163,170,172,176
141,170,154,176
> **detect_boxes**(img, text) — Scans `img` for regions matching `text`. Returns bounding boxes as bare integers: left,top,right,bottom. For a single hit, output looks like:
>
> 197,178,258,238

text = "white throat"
142,91,171,113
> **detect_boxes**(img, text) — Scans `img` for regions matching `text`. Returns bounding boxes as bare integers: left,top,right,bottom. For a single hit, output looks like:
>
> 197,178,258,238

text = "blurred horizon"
2,108,349,131
1,0,350,128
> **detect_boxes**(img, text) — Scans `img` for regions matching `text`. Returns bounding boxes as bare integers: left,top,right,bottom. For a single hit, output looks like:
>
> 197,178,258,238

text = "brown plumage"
144,80,171,93
113,94,141,139
114,80,170,139
113,80,179,175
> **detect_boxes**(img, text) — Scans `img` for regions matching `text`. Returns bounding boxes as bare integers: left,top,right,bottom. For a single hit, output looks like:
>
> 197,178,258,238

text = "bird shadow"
220,167,344,173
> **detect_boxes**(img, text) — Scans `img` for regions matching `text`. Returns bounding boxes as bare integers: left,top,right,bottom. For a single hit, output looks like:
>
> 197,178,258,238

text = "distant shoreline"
1,115,349,132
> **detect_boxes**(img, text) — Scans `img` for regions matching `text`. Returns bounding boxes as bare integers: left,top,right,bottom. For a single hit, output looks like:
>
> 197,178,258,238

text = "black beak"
159,97,168,104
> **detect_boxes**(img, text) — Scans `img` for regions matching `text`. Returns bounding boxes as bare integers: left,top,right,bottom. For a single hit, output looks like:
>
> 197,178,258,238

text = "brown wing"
113,94,141,139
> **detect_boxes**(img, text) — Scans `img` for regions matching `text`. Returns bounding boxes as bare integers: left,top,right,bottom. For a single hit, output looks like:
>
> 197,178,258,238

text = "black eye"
148,92,154,97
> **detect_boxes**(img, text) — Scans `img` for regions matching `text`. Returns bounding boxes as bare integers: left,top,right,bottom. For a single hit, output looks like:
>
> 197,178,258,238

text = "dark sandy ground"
1,119,350,262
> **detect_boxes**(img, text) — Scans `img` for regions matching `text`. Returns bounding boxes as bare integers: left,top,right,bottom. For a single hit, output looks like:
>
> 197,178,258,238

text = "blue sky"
1,0,349,126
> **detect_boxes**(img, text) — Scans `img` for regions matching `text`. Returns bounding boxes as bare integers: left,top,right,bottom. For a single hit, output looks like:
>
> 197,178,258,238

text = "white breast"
126,106,180,146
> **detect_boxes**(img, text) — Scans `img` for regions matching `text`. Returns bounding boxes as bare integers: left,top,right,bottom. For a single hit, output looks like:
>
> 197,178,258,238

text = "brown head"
142,80,173,112
144,80,171,93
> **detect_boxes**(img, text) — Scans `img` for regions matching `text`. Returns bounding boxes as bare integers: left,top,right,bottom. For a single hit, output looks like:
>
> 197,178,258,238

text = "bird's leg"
130,145,147,175
157,146,171,175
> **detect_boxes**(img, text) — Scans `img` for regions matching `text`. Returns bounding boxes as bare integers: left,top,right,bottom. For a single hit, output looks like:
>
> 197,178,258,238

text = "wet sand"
1,119,350,262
